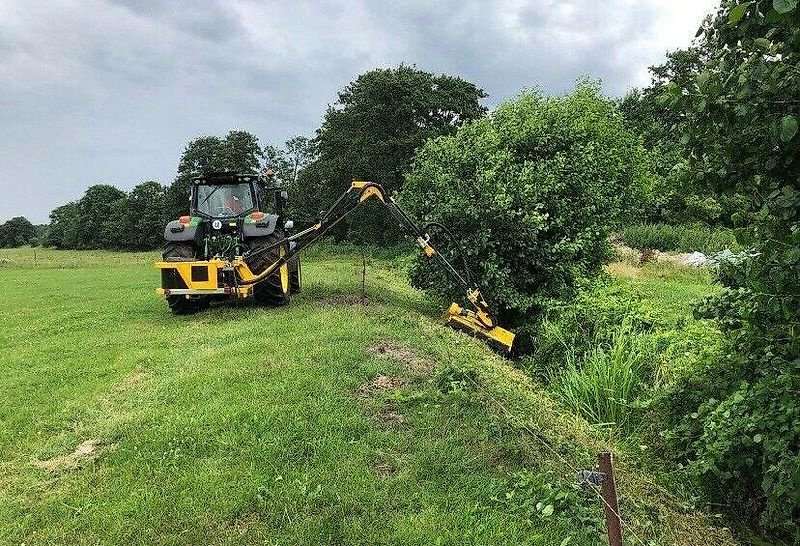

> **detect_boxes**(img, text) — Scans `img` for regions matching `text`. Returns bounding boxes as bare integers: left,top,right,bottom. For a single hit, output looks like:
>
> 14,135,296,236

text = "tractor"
159,171,299,314
156,174,516,354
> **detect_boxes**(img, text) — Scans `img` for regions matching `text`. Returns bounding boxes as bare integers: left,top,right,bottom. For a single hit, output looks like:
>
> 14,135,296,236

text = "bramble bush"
400,82,648,328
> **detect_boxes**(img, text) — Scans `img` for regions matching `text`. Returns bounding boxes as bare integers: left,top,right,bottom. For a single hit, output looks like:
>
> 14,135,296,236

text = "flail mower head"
443,302,516,355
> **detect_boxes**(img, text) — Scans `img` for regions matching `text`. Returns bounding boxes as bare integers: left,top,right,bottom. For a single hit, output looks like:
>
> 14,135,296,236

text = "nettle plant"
658,0,799,537
400,82,647,329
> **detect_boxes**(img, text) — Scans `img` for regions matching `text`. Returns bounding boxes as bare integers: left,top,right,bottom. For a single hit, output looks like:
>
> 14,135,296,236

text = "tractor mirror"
275,189,288,212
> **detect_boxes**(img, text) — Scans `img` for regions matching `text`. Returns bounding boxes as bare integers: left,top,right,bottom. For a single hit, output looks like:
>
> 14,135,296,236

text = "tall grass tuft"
550,321,648,429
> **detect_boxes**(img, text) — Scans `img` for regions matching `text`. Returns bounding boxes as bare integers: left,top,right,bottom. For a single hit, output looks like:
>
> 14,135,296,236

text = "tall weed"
550,321,649,428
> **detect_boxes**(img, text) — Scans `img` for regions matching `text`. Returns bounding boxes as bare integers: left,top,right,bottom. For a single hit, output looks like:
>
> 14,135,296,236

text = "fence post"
598,452,623,546
360,251,367,302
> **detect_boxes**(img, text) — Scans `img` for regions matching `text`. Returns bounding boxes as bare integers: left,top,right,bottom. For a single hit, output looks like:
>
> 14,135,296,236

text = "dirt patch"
115,370,148,393
228,512,258,534
378,409,406,427
355,374,409,398
318,294,369,306
375,461,396,478
367,342,434,375
33,439,116,473
353,373,409,427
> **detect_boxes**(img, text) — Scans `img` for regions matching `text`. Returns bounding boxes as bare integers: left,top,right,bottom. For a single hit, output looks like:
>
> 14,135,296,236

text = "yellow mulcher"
155,172,515,353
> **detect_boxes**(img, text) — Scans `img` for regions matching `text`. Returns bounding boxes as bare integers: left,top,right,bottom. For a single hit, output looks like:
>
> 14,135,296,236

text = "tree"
400,82,648,328
74,184,126,249
44,202,80,248
657,1,800,537
101,181,168,250
0,216,36,247
264,144,292,183
310,65,488,243
618,47,749,225
264,136,317,223
166,131,266,219
218,130,265,173
283,136,314,184
265,136,315,185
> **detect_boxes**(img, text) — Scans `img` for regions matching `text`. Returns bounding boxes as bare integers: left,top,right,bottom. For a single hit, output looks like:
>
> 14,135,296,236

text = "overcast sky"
0,0,717,223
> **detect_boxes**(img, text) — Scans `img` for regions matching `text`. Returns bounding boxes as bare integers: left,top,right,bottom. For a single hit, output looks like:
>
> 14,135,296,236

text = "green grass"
0,247,735,545
552,321,646,429
605,259,718,322
525,259,722,435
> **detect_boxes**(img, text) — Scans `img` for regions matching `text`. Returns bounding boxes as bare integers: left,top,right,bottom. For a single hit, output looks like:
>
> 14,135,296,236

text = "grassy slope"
605,259,718,321
0,247,734,545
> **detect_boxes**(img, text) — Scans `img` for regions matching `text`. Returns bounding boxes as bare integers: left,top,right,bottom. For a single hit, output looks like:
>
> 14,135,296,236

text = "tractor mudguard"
243,214,279,238
164,220,197,242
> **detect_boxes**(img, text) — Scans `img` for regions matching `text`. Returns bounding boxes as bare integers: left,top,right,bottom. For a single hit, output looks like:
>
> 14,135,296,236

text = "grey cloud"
0,0,714,223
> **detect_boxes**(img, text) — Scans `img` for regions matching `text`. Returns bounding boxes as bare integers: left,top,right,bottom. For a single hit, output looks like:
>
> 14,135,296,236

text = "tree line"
4,65,487,250
8,56,761,252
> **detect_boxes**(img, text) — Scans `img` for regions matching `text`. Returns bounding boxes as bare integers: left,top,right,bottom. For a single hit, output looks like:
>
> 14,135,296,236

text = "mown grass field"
0,247,735,545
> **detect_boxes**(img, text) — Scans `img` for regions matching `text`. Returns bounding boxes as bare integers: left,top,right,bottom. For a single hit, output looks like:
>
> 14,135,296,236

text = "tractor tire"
246,231,291,306
162,241,196,261
162,241,208,314
288,254,301,293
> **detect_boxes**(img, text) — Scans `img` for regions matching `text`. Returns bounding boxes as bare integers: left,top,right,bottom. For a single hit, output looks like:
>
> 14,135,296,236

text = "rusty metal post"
598,452,623,546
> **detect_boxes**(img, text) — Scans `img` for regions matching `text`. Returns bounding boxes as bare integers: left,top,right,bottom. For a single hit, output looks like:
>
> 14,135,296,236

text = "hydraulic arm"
246,181,515,353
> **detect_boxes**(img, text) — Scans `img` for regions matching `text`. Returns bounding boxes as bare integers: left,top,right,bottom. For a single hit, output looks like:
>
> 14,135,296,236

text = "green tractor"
159,171,300,314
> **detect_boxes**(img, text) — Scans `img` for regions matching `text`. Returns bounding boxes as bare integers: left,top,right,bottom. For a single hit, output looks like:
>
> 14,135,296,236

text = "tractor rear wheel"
162,241,208,314
289,254,301,293
162,241,195,261
246,231,291,306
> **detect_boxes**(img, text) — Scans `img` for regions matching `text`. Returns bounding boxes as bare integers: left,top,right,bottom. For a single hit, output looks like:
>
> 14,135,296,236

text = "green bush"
619,223,741,254
657,255,799,537
400,81,648,326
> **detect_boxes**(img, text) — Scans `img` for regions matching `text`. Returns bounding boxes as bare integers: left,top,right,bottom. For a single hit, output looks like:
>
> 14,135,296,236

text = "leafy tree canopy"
0,216,36,248
657,0,799,537
310,65,488,242
401,81,647,328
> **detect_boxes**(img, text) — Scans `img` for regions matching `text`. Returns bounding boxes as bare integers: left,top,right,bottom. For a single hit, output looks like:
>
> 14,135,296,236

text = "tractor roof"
191,172,261,185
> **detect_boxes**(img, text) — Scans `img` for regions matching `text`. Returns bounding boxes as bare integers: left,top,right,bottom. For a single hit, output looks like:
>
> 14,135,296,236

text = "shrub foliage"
400,82,647,325
656,1,799,536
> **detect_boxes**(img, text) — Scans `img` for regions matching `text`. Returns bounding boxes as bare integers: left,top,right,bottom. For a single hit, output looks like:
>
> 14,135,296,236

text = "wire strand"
465,373,648,546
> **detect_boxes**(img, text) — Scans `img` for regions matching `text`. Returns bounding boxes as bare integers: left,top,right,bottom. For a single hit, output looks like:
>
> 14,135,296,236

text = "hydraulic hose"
423,221,474,288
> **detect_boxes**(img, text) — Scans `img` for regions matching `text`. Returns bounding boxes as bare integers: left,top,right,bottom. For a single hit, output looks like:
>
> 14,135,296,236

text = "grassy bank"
0,247,734,545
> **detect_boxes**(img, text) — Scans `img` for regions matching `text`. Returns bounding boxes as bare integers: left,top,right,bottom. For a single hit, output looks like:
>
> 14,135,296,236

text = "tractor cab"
189,172,282,219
